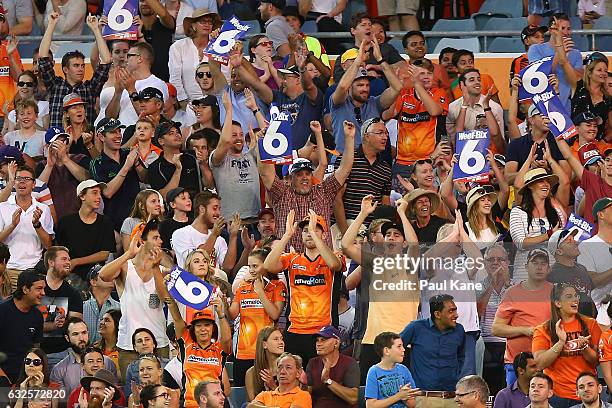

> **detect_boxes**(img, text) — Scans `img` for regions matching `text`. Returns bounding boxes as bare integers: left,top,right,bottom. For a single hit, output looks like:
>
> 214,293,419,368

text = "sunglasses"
415,158,433,165
538,219,546,234
363,117,383,134
256,41,273,47
25,358,42,366
17,81,35,88
0,16,5,23
153,392,170,401
354,107,362,125
196,71,212,79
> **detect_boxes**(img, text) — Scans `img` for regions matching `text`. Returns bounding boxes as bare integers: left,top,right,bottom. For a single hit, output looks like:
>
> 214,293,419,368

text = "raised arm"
396,198,419,258
341,195,378,265
439,155,458,211
39,12,59,58
144,0,175,29
230,52,273,104
542,139,570,210
482,88,505,153
211,90,233,166
307,209,342,272
508,75,523,140
86,15,111,64
295,51,318,102
554,136,583,180
373,41,402,110
331,41,366,106
333,121,355,184
263,210,296,273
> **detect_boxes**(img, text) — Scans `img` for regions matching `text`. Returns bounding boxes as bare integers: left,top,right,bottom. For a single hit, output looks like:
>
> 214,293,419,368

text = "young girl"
3,100,46,157
120,189,164,252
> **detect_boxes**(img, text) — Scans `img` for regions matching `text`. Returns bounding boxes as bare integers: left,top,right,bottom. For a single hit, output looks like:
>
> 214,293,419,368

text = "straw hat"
403,188,441,215
517,168,559,195
183,9,221,37
466,185,497,214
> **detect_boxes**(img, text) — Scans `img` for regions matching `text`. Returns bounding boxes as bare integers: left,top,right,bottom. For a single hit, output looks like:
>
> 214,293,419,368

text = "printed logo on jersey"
186,355,220,365
293,274,326,286
240,298,263,309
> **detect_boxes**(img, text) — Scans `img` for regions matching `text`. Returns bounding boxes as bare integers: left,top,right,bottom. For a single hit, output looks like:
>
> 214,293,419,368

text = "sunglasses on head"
583,52,607,66
25,358,42,366
17,81,34,88
363,117,383,134
196,71,212,79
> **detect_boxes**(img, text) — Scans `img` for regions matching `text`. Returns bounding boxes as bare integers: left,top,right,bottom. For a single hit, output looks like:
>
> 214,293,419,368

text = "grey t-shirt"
210,147,261,219
3,0,33,31
264,15,292,55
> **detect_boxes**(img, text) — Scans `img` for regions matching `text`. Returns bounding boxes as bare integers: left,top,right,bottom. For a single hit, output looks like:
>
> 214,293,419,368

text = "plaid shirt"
38,56,111,127
268,174,341,252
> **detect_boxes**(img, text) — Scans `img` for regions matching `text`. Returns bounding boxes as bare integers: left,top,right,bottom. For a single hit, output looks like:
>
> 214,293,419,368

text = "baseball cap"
548,229,579,255
592,197,612,222
135,87,164,102
0,145,24,165
192,308,216,323
578,143,603,167
583,51,608,66
380,221,405,238
154,121,182,142
340,48,359,64
572,111,603,126
258,208,274,219
315,325,341,340
260,0,286,10
521,25,548,43
45,126,70,144
528,104,541,118
288,158,314,174
526,248,549,263
282,6,304,25
87,264,103,282
166,187,186,204
298,214,328,232
191,94,218,107
166,83,177,98
76,179,107,197
62,93,86,109
354,67,375,82
278,65,300,76
96,118,126,134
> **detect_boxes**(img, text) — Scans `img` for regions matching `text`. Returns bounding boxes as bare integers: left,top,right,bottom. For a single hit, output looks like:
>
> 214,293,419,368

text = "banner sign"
204,15,249,64
259,105,293,165
453,129,490,183
564,213,595,243
102,0,138,40
166,266,216,310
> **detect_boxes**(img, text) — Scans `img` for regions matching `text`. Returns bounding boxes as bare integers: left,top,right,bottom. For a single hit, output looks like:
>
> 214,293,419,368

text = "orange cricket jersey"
281,252,345,334
395,87,449,165
600,329,612,362
179,329,224,408
0,42,22,117
233,279,287,360
452,72,499,100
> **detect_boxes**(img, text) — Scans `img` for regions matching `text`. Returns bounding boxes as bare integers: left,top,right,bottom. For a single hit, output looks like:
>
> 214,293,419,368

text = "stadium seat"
229,386,247,408
225,361,234,381
301,20,318,33
472,0,524,29
488,37,525,52
388,38,405,55
359,386,366,408
433,37,481,54
572,35,589,52
54,42,93,59
594,16,612,51
428,18,476,52
18,42,40,60
243,20,261,34
481,17,527,33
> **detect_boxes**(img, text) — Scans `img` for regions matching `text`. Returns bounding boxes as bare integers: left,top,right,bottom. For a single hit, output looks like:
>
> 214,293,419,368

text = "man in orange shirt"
0,6,23,129
450,50,500,104
264,209,345,366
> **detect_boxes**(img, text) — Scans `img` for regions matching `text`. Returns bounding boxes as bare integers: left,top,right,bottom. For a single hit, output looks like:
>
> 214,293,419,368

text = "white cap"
547,229,579,256
76,180,107,197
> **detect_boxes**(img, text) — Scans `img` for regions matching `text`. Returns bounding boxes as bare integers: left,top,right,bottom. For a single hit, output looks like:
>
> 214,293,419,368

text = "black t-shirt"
571,80,611,141
142,17,175,82
548,262,597,317
39,281,83,354
506,132,565,165
147,151,201,194
0,298,43,383
159,218,191,250
55,213,116,279
412,215,448,244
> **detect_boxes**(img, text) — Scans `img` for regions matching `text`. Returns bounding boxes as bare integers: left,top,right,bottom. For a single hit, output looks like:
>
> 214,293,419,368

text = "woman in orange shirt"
228,248,286,387
532,283,602,407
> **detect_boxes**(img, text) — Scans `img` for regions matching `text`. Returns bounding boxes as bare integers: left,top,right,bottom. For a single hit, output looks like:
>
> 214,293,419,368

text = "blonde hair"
467,199,498,239
128,190,164,221
583,59,609,98
185,249,214,282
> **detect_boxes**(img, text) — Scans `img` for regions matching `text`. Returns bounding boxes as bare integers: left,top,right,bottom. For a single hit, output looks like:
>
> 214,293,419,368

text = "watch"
325,379,333,386
129,92,139,100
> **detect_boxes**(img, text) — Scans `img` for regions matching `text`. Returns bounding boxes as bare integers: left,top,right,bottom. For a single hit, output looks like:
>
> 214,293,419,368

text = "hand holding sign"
166,266,216,310
453,130,490,183
102,0,138,40
205,16,249,65
564,213,595,242
259,105,293,164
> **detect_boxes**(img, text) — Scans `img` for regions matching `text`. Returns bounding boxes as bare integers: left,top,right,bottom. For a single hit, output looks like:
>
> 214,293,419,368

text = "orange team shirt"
254,386,313,408
233,279,287,360
179,328,224,408
532,317,602,399
600,329,612,362
0,42,22,117
280,252,345,334
395,87,449,165
452,72,499,100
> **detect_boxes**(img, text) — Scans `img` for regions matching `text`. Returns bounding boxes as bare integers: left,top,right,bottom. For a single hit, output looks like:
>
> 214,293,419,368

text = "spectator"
120,189,164,252
528,14,583,113
572,371,610,408
159,187,192,251
126,118,161,167
528,0,570,27
493,352,538,408
247,34,283,90
90,118,145,232
264,210,345,364
164,83,197,134
454,375,490,408
163,0,193,36
0,166,53,290
194,380,226,408
124,87,174,144
565,112,609,163
38,13,111,127
492,249,554,386
187,94,222,136
0,242,10,300
98,226,170,379
228,248,286,386
450,50,500,103
94,310,121,372
0,13,23,130
171,190,239,271
12,348,53,408
3,71,49,133
510,26,547,88
600,303,612,395
138,0,176,82
38,126,90,220
577,198,612,328
127,355,164,407
61,93,99,159
78,369,122,408
169,9,221,104
55,180,115,288
210,92,261,220
39,246,83,357
533,283,602,406
258,0,292,57
83,265,120,345
0,271,45,384
547,229,597,317
578,0,605,27
2,0,33,36
438,47,458,83
248,352,312,408
461,183,507,247
527,373,555,408
331,40,401,152
404,188,447,243
186,130,215,189
4,100,46,157
305,325,359,407
400,294,466,407
50,317,118,394
244,327,285,402
401,31,451,93
283,7,331,68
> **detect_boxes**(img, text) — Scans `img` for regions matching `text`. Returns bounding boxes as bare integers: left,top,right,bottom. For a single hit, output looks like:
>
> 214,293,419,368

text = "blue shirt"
365,363,416,408
400,318,465,391
218,85,268,134
331,95,383,153
527,42,582,112
272,89,324,150
323,80,386,116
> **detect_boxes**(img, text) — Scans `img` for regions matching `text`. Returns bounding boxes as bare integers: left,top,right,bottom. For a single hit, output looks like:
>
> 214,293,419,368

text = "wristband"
251,108,259,115
483,107,492,112
461,105,468,109
32,222,42,229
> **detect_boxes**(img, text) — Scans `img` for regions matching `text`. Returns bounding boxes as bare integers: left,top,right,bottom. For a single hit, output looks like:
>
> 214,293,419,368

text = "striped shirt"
334,146,392,221
476,275,509,343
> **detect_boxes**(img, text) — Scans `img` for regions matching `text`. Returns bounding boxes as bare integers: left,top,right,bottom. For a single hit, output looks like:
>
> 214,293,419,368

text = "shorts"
377,0,420,16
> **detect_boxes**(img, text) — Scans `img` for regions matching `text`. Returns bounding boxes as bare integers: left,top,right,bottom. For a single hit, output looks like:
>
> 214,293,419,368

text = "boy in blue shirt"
365,331,421,408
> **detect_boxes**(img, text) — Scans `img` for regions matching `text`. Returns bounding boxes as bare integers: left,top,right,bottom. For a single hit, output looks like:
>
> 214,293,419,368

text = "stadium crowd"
0,0,610,407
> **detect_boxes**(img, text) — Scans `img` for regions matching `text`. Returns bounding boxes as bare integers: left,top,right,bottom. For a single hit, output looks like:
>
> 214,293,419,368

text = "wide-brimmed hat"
183,8,221,37
517,168,559,195
466,185,497,214
403,188,441,215
80,369,121,400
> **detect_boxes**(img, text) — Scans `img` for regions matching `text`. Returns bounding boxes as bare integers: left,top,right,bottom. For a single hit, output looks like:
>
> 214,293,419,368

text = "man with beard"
210,91,260,221
258,0,292,57
38,13,111,127
39,246,83,358
571,372,611,408
78,369,123,408
194,381,226,408
0,6,24,129
51,317,118,394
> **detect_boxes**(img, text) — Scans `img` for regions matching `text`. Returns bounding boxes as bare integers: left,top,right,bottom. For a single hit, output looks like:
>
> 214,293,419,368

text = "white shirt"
0,196,54,270
310,0,343,23
577,234,612,325
171,225,228,269
446,95,504,139
3,130,46,157
96,75,169,127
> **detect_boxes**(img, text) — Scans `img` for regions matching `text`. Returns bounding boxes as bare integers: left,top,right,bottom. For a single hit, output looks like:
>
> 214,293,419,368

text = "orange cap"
191,308,215,323
298,214,328,232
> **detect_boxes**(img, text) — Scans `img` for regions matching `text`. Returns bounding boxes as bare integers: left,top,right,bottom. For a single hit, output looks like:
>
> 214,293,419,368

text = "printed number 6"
263,121,289,156
213,29,242,54
567,226,583,242
543,100,567,131
107,0,134,31
175,278,211,304
522,61,549,95
458,139,486,175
